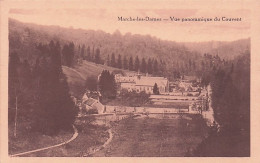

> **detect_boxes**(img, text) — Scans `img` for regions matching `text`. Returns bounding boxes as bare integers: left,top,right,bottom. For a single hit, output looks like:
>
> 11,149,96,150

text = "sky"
8,0,251,42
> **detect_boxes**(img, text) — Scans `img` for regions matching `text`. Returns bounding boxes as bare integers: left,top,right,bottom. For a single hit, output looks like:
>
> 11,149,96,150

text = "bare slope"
63,61,137,97
62,66,85,98
74,61,136,79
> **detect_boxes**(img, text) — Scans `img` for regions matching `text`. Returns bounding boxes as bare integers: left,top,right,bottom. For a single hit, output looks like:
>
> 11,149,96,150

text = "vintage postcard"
1,0,260,162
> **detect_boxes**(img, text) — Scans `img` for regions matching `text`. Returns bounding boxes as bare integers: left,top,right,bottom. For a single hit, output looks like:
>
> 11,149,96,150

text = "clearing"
93,113,208,157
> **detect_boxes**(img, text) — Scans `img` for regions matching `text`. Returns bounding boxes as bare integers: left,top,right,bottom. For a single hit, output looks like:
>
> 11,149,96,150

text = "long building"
115,74,169,94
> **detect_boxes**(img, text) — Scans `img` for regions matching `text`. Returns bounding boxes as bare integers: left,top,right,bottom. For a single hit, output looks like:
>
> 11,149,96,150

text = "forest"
9,41,78,135
9,18,249,79
193,51,250,156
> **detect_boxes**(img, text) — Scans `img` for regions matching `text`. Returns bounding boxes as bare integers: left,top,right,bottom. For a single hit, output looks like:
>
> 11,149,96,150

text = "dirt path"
83,128,113,156
10,125,79,157
103,128,113,147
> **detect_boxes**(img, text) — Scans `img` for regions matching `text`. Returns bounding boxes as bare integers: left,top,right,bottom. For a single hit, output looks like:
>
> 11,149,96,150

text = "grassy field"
93,114,208,157
9,114,209,157
8,122,73,156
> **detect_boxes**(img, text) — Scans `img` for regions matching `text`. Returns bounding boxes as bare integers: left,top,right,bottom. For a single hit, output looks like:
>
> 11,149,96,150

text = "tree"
9,52,20,137
77,45,81,58
134,56,140,72
68,42,75,66
62,44,69,66
111,53,116,67
20,60,32,86
34,73,77,135
129,56,134,71
33,41,77,135
94,48,101,64
54,41,62,72
147,58,153,74
85,76,98,91
117,54,122,69
158,59,166,76
230,63,234,73
106,54,111,66
175,71,181,79
189,59,192,71
153,59,158,75
123,55,128,70
32,57,40,78
201,60,205,71
86,46,91,61
153,83,159,95
141,58,147,73
81,44,85,59
62,42,75,67
9,51,35,137
98,70,117,99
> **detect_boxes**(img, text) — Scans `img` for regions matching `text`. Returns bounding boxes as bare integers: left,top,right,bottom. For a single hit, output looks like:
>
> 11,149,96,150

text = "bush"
118,90,150,107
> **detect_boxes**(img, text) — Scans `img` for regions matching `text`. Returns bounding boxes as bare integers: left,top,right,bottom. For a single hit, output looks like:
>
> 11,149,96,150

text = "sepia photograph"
1,0,259,161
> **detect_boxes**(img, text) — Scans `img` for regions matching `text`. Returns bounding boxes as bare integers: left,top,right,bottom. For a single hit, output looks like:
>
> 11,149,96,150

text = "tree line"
9,40,78,136
192,50,250,156
10,19,248,81
75,44,179,78
107,53,161,74
198,51,250,133
37,41,76,67
210,52,250,134
76,44,221,81
76,45,102,65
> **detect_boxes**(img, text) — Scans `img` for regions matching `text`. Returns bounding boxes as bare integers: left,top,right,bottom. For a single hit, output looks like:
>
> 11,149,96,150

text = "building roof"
135,76,168,87
84,98,97,106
